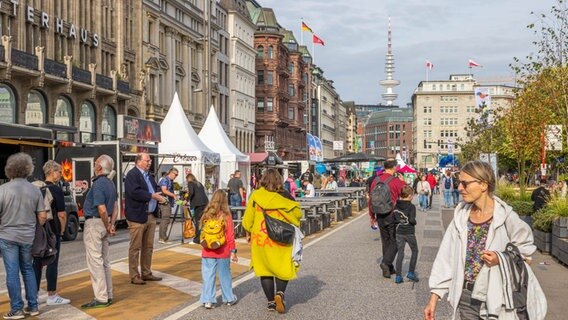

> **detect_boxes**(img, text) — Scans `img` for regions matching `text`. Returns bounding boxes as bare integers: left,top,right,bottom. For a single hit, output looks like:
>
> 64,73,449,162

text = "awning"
323,152,385,163
0,122,53,147
247,151,283,165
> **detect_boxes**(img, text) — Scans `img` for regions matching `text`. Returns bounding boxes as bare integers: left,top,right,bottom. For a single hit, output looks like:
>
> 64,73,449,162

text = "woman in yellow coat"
242,168,302,314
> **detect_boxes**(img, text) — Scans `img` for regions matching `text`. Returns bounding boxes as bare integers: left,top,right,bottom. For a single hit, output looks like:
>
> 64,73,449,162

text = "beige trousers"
127,214,156,279
83,218,113,302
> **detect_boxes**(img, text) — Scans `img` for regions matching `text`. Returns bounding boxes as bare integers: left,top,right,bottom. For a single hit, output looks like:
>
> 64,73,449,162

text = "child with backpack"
199,190,238,309
393,186,419,284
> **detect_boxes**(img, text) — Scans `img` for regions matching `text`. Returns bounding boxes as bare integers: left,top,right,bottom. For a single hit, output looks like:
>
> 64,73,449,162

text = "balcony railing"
117,80,130,94
72,67,91,84
12,49,38,70
96,74,113,90
45,59,66,78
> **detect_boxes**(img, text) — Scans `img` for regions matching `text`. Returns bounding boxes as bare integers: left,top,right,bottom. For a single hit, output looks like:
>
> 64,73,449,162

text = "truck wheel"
63,214,79,241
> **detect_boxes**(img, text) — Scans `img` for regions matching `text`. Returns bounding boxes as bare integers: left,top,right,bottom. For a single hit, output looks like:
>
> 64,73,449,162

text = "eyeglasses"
459,180,481,189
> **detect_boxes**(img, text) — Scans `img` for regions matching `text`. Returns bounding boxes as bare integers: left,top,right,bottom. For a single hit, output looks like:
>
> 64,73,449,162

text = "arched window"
101,105,117,141
0,84,16,123
55,96,73,140
256,46,264,58
268,46,273,59
25,90,46,125
80,101,96,143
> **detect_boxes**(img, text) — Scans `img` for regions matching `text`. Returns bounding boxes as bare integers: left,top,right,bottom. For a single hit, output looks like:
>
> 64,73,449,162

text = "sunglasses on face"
459,180,481,189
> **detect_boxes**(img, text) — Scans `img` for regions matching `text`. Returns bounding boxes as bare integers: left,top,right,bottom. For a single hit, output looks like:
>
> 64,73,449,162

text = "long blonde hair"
200,189,230,224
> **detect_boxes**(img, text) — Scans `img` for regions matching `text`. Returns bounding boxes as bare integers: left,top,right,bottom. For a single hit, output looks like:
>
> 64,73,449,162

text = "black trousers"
192,205,206,244
376,213,398,266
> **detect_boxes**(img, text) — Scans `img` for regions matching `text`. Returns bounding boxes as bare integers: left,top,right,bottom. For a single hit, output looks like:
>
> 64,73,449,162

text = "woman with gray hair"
0,153,46,318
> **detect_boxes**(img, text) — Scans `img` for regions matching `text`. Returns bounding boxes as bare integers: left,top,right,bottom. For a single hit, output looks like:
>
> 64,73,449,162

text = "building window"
267,98,273,112
257,46,264,58
288,107,295,120
55,96,73,140
25,90,46,125
80,101,96,143
101,105,117,141
288,84,295,97
267,71,273,85
288,62,294,74
257,71,264,85
268,46,273,59
423,118,432,126
0,85,16,124
256,98,264,111
423,106,432,114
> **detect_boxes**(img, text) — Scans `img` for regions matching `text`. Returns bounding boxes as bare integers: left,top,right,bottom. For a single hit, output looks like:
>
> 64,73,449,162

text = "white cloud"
256,0,558,104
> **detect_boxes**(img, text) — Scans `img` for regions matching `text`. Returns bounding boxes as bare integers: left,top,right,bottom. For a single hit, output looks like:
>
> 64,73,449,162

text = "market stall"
198,106,250,192
159,93,220,194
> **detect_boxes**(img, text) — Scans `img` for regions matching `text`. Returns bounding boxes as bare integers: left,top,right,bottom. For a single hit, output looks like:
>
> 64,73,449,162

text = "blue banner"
314,136,323,161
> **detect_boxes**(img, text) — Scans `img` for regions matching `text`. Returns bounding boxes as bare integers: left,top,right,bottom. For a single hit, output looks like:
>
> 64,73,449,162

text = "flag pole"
300,18,304,46
426,66,429,82
312,39,315,65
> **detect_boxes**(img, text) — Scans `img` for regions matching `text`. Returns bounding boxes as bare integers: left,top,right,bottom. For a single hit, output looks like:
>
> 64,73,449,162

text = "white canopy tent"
159,93,220,192
199,106,250,192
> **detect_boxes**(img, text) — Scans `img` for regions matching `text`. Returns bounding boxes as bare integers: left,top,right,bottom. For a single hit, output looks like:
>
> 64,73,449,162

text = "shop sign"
118,115,161,143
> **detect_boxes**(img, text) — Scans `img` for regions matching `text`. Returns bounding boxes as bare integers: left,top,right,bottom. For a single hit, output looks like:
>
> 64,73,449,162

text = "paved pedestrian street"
1,196,567,319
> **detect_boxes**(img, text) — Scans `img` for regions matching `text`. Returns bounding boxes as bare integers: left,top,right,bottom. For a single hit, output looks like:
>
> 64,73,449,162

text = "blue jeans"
418,194,429,209
0,239,39,312
200,258,236,304
453,190,460,205
229,193,242,207
443,190,452,207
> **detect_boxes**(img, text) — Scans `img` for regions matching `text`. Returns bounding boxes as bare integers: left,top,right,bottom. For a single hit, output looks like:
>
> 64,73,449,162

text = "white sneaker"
46,295,71,306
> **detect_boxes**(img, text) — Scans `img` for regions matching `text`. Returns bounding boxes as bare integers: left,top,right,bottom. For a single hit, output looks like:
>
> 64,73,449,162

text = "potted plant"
544,197,568,263
531,208,555,253
508,200,534,226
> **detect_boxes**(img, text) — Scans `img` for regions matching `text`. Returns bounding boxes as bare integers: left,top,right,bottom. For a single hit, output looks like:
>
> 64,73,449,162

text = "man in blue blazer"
124,153,166,285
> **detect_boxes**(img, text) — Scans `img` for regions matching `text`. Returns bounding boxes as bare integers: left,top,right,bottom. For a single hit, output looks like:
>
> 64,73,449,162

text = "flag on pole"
426,60,434,70
302,21,313,33
468,59,482,67
313,34,325,46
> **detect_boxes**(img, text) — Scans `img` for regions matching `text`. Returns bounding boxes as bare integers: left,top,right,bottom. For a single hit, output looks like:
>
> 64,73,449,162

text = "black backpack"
32,221,58,266
284,180,291,193
370,176,395,215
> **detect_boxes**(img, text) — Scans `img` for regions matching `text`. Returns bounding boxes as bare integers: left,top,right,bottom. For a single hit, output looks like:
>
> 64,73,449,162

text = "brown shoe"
142,274,162,281
131,275,146,285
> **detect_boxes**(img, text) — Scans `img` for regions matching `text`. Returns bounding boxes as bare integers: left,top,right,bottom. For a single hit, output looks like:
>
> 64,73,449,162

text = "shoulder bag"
260,207,295,245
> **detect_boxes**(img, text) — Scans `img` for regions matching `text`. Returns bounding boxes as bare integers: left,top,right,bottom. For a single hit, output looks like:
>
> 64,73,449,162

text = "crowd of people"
0,151,547,319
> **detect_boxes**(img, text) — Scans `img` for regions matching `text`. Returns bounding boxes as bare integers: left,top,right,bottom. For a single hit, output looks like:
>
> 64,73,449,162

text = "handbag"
260,207,295,245
183,207,196,239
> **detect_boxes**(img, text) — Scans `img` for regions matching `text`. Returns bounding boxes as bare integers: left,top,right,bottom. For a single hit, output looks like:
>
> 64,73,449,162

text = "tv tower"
379,17,400,105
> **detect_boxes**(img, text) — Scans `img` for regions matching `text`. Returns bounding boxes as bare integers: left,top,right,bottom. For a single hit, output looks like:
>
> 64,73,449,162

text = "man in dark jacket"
531,179,552,212
393,186,419,284
124,153,166,285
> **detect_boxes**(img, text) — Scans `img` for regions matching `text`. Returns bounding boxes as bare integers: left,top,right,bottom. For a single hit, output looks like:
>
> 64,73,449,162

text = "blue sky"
256,0,558,105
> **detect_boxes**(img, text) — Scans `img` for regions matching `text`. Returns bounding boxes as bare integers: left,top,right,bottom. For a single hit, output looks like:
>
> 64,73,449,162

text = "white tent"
159,93,220,191
199,106,250,191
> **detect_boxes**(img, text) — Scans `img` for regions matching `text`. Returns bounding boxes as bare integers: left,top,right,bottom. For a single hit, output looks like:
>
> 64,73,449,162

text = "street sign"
333,141,344,151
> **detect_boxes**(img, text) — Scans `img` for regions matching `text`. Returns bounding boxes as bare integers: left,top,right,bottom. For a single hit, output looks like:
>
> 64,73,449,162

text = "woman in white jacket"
424,160,544,320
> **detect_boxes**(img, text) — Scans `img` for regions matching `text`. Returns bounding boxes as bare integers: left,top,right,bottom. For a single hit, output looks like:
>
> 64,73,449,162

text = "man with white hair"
0,152,46,319
81,154,118,309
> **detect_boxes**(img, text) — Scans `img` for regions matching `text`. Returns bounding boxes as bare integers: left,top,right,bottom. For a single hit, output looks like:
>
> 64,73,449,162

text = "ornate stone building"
220,0,255,153
246,2,307,160
0,0,139,142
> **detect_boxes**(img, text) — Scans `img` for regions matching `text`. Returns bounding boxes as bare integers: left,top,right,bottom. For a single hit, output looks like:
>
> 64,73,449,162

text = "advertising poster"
314,136,323,161
307,133,317,161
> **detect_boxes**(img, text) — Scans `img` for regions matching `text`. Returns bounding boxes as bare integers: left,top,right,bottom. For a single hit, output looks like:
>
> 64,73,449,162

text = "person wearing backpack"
368,159,407,279
185,173,210,244
199,190,238,309
393,186,419,284
0,153,46,319
242,169,302,314
32,160,71,307
442,170,453,208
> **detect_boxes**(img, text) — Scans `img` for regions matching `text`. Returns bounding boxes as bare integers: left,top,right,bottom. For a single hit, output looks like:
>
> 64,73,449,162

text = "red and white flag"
426,60,434,70
312,34,325,46
468,59,482,67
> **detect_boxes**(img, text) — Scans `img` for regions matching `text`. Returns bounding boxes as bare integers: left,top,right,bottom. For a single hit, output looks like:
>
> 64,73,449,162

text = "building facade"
0,0,139,142
221,0,255,153
412,74,514,169
364,108,413,162
313,67,341,160
247,2,307,160
343,101,358,153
